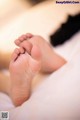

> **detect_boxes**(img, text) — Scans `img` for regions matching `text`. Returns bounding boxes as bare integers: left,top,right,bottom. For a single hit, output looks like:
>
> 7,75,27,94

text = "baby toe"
26,33,33,38
11,48,20,61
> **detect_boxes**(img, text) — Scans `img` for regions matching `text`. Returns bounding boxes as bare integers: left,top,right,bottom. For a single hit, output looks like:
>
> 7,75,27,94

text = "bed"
0,1,80,119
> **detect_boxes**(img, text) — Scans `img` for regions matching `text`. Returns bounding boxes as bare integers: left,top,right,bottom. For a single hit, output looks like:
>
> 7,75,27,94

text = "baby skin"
9,33,67,106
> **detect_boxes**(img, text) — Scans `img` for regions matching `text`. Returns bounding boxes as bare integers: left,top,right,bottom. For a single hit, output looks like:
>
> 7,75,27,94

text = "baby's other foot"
15,33,66,73
9,45,41,106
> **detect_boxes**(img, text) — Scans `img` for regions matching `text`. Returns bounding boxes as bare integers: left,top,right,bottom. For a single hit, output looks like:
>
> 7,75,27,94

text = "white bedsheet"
0,32,80,120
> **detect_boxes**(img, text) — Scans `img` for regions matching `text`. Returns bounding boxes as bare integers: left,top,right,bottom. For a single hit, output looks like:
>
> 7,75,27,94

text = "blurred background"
0,0,80,52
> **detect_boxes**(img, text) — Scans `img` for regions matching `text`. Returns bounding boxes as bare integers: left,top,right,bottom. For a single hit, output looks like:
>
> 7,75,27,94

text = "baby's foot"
15,33,66,73
9,44,41,106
